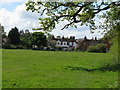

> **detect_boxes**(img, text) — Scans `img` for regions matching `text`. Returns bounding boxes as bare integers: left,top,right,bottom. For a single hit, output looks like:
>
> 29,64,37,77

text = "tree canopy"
29,32,47,48
0,25,6,38
8,27,20,44
99,6,120,40
26,1,120,32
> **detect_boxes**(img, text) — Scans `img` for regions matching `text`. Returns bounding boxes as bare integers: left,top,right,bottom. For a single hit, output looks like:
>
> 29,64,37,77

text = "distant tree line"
2,26,48,50
1,26,114,52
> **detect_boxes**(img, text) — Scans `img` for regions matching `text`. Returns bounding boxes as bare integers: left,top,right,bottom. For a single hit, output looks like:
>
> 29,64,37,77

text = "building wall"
56,40,69,47
56,40,77,48
51,36,111,51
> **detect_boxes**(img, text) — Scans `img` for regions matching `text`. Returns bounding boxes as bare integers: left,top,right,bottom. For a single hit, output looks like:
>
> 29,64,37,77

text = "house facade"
49,35,111,51
51,35,77,51
76,36,111,51
80,36,98,51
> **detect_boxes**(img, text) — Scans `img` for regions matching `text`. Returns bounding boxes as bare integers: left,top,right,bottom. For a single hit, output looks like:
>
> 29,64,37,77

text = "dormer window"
64,43,66,45
57,41,61,45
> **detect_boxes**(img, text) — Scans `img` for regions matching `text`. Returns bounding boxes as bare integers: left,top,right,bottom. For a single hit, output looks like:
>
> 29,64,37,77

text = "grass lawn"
2,49,118,88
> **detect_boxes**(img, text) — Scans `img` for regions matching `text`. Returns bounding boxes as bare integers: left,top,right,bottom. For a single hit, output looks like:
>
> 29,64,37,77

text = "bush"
2,44,11,49
74,47,77,51
96,43,106,53
108,37,119,66
109,37,118,56
87,46,99,52
3,44,26,49
9,44,17,49
16,45,24,49
87,43,106,53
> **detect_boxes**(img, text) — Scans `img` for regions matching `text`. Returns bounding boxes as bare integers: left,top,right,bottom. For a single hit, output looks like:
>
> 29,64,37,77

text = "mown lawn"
2,49,118,88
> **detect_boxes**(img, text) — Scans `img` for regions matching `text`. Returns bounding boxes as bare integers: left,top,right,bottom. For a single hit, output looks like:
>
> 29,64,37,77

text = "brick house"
49,35,110,51
78,36,111,51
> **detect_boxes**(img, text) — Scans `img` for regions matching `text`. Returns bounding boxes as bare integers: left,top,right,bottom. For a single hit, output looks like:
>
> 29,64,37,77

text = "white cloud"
0,3,40,34
51,28,103,39
51,21,103,39
0,0,26,3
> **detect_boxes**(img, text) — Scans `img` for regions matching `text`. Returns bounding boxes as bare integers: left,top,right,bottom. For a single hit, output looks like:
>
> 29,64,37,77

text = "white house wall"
55,40,77,48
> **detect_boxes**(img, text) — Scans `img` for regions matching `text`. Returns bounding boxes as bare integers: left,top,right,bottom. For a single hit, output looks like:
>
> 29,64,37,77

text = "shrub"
16,45,23,49
3,44,25,49
108,37,119,66
87,46,99,52
2,44,11,49
9,44,17,49
87,43,107,53
74,47,77,51
96,43,106,53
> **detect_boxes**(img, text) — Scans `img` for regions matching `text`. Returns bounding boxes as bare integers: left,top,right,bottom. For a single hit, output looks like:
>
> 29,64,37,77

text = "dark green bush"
10,44,17,49
2,44,11,49
87,46,99,52
96,43,106,53
16,45,23,49
87,43,106,53
3,44,25,49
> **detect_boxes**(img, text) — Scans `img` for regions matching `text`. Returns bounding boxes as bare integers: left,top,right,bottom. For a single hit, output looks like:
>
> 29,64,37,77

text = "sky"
0,0,106,39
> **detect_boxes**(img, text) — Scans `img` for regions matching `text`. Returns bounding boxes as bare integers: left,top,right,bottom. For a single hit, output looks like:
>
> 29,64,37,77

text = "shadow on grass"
65,64,120,72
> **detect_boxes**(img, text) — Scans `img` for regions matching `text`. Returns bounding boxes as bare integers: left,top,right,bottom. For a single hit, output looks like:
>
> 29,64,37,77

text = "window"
64,42,66,45
57,41,61,45
72,43,73,45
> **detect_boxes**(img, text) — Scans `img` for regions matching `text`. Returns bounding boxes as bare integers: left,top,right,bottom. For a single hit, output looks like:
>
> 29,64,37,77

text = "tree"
26,1,120,32
29,32,47,49
20,29,31,48
99,6,120,71
0,25,6,38
99,6,120,40
8,27,20,44
46,34,56,49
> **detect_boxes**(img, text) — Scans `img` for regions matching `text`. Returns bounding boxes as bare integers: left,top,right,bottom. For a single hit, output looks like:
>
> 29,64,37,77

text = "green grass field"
2,49,118,88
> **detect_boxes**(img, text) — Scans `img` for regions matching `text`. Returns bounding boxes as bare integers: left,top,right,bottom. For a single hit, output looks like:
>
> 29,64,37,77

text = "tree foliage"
0,25,6,38
99,6,120,40
99,6,120,71
8,27,20,44
26,1,120,32
87,43,106,53
20,29,31,47
29,32,47,48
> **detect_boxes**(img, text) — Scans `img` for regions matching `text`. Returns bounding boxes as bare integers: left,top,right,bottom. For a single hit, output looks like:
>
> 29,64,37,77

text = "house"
77,36,111,52
0,38,7,48
80,36,98,51
50,35,77,51
49,35,111,51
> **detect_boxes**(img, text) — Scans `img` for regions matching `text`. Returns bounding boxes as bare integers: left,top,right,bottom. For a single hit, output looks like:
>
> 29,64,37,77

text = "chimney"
62,36,64,40
73,36,75,40
52,35,54,39
84,36,87,40
95,37,97,40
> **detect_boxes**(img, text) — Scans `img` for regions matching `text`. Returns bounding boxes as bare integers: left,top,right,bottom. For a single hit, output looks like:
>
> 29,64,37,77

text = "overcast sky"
0,0,107,39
